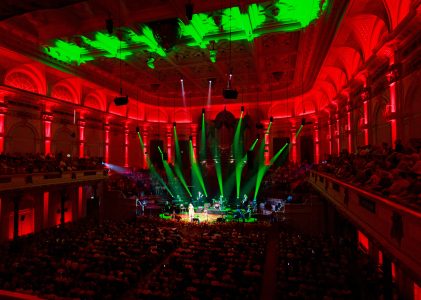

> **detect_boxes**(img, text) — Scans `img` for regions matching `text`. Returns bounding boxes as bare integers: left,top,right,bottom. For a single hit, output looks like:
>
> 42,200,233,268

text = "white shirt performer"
188,203,195,221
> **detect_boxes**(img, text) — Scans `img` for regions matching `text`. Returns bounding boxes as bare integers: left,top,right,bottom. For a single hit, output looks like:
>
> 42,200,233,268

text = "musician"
242,194,248,207
188,203,195,221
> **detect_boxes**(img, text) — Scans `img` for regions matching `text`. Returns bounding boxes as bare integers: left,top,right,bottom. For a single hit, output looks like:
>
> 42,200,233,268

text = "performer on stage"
242,194,248,207
188,203,195,221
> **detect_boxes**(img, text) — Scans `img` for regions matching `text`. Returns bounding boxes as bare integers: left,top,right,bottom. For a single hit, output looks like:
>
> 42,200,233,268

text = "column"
335,114,340,154
142,125,149,169
42,112,53,155
191,124,198,157
78,119,85,158
346,104,352,153
0,102,7,153
166,125,172,163
104,124,110,164
386,60,399,143
43,191,49,229
78,186,83,219
314,120,320,164
328,120,333,155
13,195,19,240
360,87,370,145
263,121,270,165
290,123,297,163
124,126,129,168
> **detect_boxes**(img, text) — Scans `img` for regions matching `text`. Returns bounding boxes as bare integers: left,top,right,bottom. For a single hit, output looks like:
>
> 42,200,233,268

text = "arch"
383,0,411,30
295,98,317,116
84,91,106,111
145,106,168,123
5,122,38,154
52,126,76,156
268,102,292,119
174,109,192,123
51,80,79,104
214,110,236,129
4,64,46,94
127,100,144,120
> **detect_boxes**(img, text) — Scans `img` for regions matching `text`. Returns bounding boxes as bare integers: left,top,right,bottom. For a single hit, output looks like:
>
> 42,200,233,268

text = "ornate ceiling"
0,0,348,106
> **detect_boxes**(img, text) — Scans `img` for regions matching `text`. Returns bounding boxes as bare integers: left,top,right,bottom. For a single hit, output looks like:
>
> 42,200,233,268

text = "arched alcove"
5,123,38,154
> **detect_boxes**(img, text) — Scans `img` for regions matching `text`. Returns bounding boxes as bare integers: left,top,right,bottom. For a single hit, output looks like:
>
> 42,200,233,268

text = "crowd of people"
0,216,385,299
317,141,421,208
134,222,268,299
0,218,182,299
276,232,383,299
0,153,104,175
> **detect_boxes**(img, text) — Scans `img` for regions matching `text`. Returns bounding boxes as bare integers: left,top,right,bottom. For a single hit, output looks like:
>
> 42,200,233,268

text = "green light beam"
189,140,208,197
234,112,244,199
296,124,304,138
136,134,173,197
210,139,224,197
173,126,192,197
199,113,206,162
253,142,289,200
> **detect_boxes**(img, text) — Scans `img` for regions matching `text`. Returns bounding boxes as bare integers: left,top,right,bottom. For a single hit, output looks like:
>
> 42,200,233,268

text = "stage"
159,210,257,223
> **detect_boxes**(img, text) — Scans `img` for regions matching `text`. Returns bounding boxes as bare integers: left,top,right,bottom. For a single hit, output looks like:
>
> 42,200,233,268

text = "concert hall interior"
0,0,420,299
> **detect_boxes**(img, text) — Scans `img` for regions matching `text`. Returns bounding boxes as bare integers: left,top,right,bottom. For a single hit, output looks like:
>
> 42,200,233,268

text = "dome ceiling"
0,0,348,106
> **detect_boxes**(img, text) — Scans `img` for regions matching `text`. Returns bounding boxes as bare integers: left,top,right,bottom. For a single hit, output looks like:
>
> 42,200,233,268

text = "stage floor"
159,212,257,223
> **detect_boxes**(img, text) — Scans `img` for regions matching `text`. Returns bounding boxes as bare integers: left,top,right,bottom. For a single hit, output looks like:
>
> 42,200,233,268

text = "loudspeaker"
223,88,238,99
114,96,128,106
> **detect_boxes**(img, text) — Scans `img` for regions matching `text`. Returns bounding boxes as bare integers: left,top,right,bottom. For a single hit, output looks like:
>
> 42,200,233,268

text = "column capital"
42,112,53,122
77,119,86,127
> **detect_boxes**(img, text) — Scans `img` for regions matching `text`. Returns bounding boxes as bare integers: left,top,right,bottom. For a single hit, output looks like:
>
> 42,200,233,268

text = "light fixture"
270,116,274,123
136,126,140,133
202,108,206,114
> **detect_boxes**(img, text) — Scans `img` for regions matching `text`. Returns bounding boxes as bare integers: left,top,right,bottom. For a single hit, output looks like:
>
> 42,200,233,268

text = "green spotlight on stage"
253,142,289,201
200,112,206,162
234,111,244,199
189,140,208,197
136,134,173,197
173,126,192,197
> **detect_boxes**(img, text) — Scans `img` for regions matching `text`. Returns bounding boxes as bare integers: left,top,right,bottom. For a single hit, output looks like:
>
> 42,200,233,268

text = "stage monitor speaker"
223,88,238,99
114,96,128,106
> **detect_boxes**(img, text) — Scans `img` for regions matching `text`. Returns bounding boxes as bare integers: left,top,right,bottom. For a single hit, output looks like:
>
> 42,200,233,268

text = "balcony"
0,170,108,192
308,170,421,279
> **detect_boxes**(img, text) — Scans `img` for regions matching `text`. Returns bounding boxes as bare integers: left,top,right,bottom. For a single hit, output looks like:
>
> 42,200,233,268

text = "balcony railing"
308,170,421,279
0,170,108,191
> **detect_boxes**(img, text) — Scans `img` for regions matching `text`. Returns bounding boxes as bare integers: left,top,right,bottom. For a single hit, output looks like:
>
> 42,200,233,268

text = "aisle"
260,224,279,300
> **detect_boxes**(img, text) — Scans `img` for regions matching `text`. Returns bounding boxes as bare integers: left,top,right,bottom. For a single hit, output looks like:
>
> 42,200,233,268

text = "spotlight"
173,122,177,127
189,135,193,141
185,3,194,20
180,78,184,82
106,19,113,34
202,108,205,114
301,118,306,126
270,116,274,123
136,126,140,133
241,106,244,112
